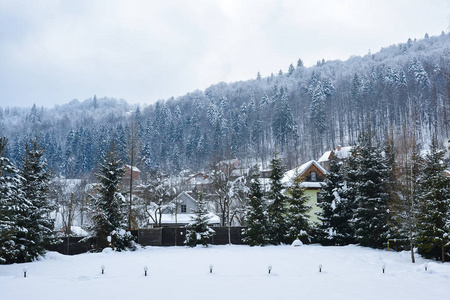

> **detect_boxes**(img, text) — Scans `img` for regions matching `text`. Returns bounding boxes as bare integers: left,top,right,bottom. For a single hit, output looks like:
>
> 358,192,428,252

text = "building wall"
304,189,321,223
175,193,198,214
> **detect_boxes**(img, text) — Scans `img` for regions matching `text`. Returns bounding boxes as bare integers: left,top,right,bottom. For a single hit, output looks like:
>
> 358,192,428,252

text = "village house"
282,160,327,223
149,191,220,228
318,146,353,171
123,165,141,181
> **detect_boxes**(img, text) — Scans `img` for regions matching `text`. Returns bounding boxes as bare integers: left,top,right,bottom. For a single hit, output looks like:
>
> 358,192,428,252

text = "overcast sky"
0,0,449,108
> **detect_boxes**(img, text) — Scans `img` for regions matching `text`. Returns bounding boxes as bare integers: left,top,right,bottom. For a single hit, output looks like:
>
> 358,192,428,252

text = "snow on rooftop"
125,165,141,172
318,146,353,162
150,213,220,225
282,160,326,185
318,151,332,162
335,146,353,159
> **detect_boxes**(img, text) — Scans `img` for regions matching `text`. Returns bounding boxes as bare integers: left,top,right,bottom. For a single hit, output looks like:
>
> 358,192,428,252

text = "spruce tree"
243,169,268,246
288,63,295,75
286,171,312,244
352,132,390,249
0,138,27,264
17,138,55,262
340,152,359,245
266,153,289,244
89,144,133,250
416,137,450,262
317,155,353,245
337,147,359,245
185,193,215,247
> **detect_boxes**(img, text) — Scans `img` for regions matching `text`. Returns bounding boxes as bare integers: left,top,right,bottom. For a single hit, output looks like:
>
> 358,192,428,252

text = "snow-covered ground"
1,245,449,300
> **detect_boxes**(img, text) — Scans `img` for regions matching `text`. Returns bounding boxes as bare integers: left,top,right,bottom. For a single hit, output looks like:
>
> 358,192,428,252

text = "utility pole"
67,193,73,255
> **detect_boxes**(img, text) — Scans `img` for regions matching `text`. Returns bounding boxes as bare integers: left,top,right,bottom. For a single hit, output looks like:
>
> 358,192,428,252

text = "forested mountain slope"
1,32,449,177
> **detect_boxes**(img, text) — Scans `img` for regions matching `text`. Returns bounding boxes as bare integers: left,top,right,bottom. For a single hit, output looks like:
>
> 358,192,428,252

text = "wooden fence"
46,227,247,255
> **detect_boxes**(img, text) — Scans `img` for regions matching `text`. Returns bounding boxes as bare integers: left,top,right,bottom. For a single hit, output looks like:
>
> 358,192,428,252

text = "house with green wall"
282,160,327,224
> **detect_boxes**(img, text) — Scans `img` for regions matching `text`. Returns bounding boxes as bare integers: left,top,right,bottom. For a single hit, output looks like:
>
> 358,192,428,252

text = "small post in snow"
318,264,322,273
101,265,105,274
268,265,272,274
144,266,148,276
209,264,213,273
382,265,386,274
23,268,27,278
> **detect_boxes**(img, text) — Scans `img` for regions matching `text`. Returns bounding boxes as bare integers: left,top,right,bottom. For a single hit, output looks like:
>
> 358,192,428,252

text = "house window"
181,205,187,213
311,171,317,181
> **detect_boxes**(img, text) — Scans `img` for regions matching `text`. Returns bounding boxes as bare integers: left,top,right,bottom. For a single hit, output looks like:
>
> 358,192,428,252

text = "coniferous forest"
0,32,449,264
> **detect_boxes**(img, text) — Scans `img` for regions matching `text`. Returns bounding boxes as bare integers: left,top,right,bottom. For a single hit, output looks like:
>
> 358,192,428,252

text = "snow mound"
102,247,113,254
292,239,303,247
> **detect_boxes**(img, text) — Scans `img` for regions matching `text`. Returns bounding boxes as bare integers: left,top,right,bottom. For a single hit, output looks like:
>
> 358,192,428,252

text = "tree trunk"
409,225,415,263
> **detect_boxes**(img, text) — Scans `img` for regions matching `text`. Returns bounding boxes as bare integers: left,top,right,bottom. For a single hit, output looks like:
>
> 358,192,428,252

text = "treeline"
244,131,450,263
1,130,449,263
0,32,448,176
317,132,450,263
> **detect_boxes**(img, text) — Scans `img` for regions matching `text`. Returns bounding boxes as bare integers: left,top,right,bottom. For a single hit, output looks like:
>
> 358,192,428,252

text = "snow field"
0,245,449,300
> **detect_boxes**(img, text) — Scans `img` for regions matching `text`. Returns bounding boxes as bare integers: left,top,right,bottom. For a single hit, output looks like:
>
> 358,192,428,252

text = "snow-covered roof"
152,213,220,225
125,165,141,172
334,146,353,159
282,160,326,185
318,146,353,162
173,191,197,203
318,151,332,162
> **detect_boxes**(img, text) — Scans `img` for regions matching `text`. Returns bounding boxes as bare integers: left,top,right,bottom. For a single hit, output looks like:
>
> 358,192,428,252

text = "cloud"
0,0,449,107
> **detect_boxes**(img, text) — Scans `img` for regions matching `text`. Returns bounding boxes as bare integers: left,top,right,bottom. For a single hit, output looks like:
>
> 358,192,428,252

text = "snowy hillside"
0,245,448,300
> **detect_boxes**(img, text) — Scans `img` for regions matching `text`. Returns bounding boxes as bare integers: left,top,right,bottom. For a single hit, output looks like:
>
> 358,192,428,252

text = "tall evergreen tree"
185,193,215,247
243,168,268,246
317,155,354,245
416,137,450,262
288,63,295,76
89,144,133,250
17,138,55,262
286,171,312,244
0,137,27,264
352,132,390,248
266,153,289,244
